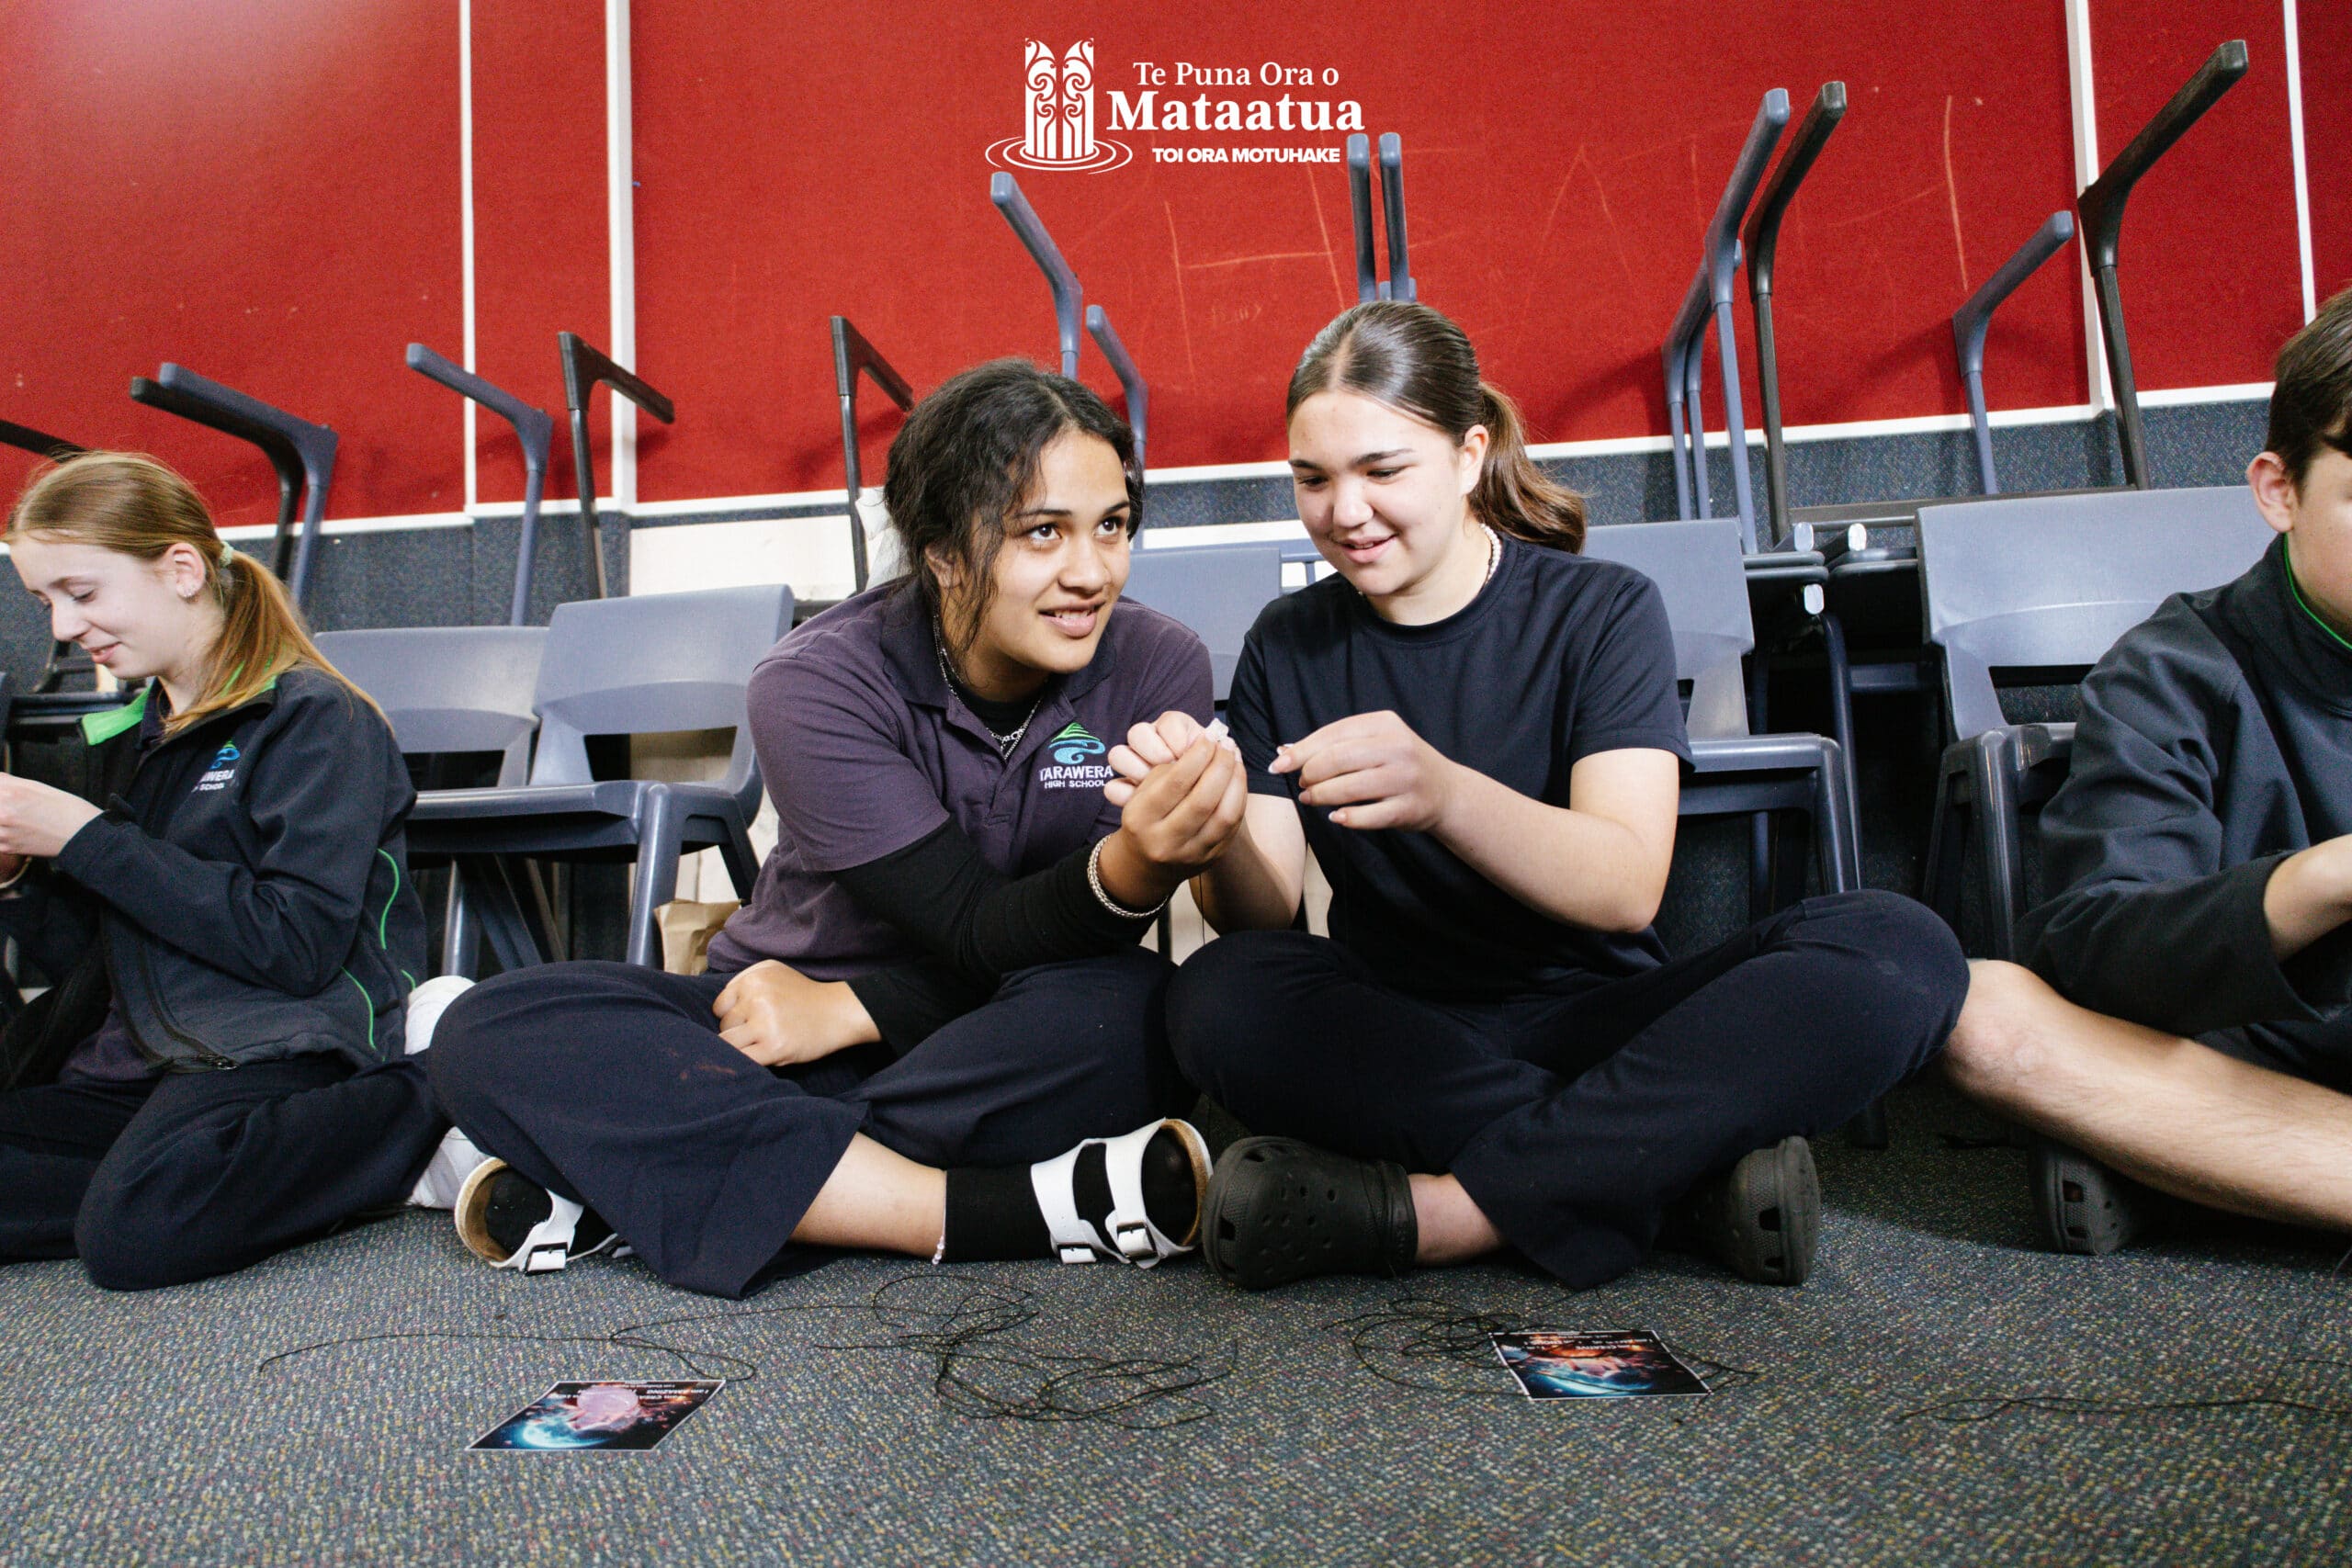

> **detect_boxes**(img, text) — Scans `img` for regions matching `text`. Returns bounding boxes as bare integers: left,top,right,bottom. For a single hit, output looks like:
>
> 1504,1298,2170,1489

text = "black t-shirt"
1227,533,1692,1001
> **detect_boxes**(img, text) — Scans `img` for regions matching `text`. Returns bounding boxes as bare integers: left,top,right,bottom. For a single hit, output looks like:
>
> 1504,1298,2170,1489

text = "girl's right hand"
1099,733,1247,904
1105,711,1231,806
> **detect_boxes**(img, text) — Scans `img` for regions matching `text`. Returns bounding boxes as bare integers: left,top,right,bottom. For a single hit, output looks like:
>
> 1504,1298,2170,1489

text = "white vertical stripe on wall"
2064,0,2111,413
459,0,479,510
606,0,638,508
2283,0,2317,321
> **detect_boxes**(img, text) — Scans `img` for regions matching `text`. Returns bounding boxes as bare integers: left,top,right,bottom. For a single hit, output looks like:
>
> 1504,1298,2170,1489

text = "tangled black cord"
258,1272,1228,1430
1326,1294,1758,1398
1895,1241,2352,1426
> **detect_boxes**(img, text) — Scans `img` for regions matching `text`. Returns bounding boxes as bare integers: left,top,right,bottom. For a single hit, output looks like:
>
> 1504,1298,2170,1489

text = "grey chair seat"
1917,486,2271,959
1689,731,1844,771
393,585,793,971
1584,517,1872,1138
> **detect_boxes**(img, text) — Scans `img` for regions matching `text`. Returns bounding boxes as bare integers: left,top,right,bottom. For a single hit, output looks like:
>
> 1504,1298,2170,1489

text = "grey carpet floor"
4,1079,2349,1567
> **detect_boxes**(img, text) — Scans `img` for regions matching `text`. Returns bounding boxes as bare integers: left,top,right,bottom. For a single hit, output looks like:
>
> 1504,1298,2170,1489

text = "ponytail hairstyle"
6,451,381,735
883,358,1141,660
1285,301,1588,553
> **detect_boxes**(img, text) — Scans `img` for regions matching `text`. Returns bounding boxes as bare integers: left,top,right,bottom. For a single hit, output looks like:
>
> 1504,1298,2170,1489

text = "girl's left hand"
712,959,878,1066
1272,710,1460,832
0,774,103,860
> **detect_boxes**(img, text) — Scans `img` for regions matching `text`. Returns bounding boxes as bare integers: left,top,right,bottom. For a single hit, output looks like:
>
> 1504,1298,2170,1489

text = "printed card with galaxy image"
469,1380,724,1451
1488,1329,1710,1400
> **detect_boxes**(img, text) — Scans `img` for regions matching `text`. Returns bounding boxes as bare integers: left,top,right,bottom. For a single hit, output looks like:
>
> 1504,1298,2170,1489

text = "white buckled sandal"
454,1158,631,1274
1030,1119,1211,1267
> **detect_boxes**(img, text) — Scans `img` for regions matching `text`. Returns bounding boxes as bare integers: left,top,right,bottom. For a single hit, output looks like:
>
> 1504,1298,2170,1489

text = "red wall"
2088,1,2304,390
633,0,2091,495
468,4,612,506
0,0,462,525
0,2,2334,520
2301,0,2352,310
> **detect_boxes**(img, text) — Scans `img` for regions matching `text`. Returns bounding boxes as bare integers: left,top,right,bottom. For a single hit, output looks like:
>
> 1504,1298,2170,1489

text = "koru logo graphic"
987,40,1132,173
1036,722,1112,790
1049,722,1107,765
195,741,241,795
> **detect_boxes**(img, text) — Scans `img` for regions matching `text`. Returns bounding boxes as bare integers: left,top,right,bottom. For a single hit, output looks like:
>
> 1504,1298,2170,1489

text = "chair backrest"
1918,486,2274,739
1578,519,1754,739
1123,541,1288,703
529,584,796,812
315,626,548,785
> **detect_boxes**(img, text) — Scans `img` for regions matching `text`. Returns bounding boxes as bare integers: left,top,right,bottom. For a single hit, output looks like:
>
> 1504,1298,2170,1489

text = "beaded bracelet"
1087,837,1170,920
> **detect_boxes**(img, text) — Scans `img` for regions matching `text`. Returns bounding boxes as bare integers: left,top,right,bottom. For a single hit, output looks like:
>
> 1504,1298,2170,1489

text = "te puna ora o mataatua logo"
989,40,1132,172
986,42,1366,174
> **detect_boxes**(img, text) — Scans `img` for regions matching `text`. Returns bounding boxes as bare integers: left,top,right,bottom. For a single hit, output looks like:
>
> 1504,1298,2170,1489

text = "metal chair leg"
1922,745,1973,935
441,870,481,978
626,783,684,969
1813,739,1860,895
465,857,548,972
1746,650,1773,920
1966,732,2026,961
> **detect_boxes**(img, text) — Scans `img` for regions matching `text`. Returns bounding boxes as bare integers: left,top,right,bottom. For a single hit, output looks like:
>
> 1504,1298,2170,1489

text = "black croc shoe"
1201,1136,1417,1291
1673,1135,1820,1286
2030,1139,2148,1256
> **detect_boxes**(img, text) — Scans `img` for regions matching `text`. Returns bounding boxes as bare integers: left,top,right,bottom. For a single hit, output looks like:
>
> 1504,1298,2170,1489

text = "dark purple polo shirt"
706,583,1214,979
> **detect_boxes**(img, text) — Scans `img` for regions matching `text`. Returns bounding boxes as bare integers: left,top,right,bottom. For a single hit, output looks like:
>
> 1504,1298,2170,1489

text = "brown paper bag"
658,899,741,976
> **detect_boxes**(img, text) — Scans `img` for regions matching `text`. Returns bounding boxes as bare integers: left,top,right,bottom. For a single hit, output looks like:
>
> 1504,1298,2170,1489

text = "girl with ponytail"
1127,301,1968,1296
0,452,442,1291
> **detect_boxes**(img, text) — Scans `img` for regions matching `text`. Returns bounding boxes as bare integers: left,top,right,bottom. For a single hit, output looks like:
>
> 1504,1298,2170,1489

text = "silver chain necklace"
1349,523,1501,598
936,628,1045,758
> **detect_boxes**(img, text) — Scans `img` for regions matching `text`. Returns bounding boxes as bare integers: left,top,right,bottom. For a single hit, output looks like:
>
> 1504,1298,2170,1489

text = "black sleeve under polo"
837,818,1154,1052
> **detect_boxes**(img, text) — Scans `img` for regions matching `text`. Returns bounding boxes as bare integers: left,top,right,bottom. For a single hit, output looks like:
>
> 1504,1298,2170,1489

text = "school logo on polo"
1038,721,1112,789
987,40,1133,173
195,741,241,794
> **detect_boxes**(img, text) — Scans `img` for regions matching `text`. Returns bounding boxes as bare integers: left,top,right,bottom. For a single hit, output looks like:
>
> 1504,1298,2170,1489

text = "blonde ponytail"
7,452,380,734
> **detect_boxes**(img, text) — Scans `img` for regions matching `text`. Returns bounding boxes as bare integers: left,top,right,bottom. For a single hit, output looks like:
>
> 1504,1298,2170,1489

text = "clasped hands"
1107,708,1460,834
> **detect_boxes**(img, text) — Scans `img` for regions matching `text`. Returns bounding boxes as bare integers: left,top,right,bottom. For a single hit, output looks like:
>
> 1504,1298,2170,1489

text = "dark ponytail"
1287,301,1587,552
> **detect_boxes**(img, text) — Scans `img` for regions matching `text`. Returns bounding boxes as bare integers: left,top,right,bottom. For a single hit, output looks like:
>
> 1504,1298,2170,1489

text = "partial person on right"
1946,288,2352,1252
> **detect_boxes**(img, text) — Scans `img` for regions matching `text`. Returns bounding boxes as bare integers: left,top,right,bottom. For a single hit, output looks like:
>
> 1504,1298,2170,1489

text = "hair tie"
218,541,236,566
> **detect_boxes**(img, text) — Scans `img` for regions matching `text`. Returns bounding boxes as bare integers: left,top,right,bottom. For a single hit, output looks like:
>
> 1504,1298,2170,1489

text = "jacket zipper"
109,717,243,1071
101,917,236,1070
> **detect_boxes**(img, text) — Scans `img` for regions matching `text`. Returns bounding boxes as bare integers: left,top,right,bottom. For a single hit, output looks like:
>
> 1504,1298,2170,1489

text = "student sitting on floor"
1131,301,1971,1292
0,453,443,1290
1944,288,2352,1253
426,360,1244,1297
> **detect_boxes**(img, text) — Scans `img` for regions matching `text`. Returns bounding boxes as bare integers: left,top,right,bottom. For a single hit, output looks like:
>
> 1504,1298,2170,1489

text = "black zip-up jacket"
2018,534,2352,1035
0,666,425,1087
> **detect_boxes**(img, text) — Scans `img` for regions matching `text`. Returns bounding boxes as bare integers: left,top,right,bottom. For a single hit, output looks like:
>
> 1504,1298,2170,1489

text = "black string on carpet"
258,1272,1228,1430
